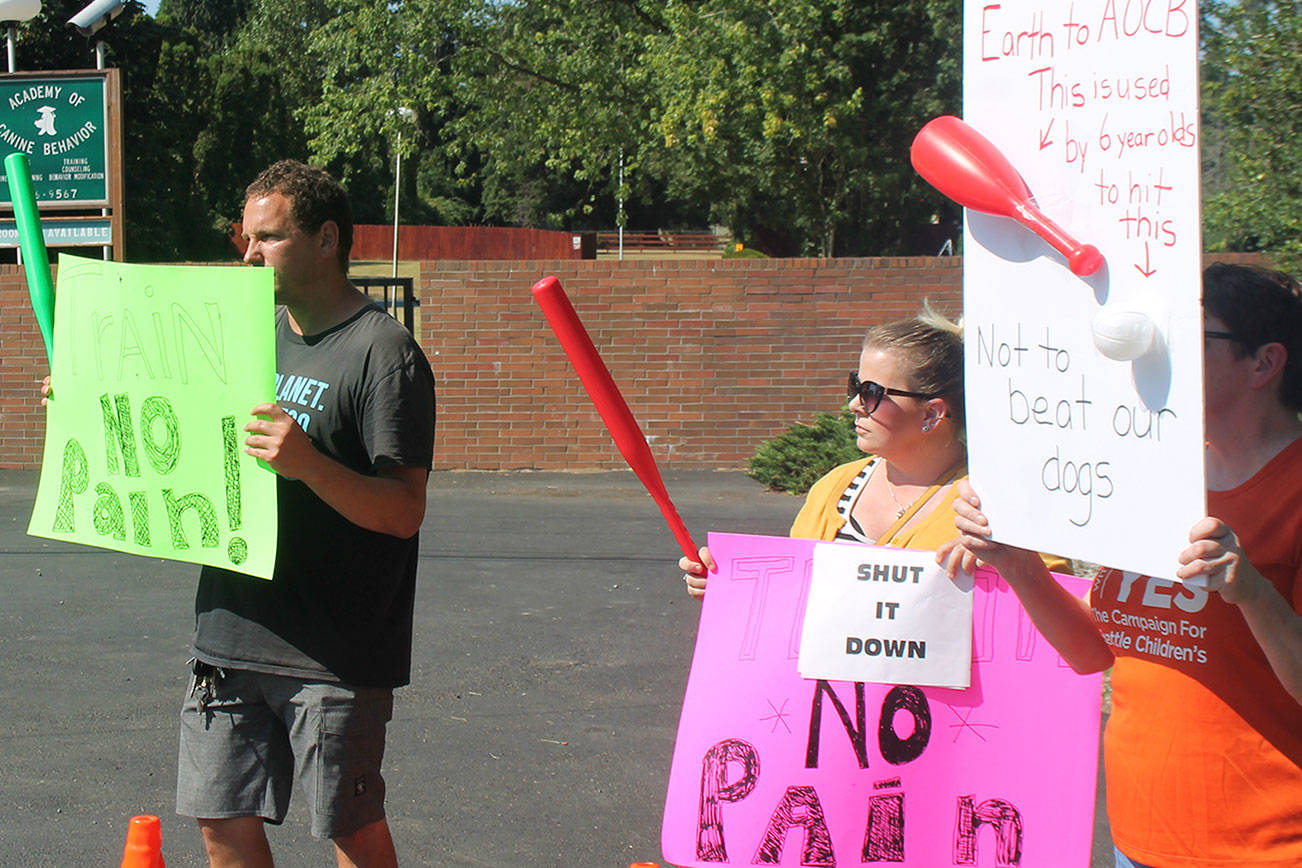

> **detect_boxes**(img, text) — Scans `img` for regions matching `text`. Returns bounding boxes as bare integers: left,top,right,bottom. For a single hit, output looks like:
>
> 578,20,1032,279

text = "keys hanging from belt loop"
189,658,225,719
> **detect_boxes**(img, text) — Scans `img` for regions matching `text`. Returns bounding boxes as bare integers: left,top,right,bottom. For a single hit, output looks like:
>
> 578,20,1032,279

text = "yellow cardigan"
789,456,1069,572
789,456,966,549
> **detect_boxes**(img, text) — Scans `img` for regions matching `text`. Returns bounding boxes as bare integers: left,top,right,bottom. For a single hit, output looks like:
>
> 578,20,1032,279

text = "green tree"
299,0,478,227
131,0,332,260
155,0,253,37
17,0,966,260
11,0,155,72
645,0,961,256
1201,1,1302,271
440,0,675,229
292,0,962,254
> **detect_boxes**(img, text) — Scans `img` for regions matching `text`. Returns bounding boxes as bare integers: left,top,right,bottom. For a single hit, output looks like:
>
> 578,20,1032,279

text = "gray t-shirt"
192,303,436,687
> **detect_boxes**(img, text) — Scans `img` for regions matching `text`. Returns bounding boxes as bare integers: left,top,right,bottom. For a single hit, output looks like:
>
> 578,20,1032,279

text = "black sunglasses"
847,372,936,415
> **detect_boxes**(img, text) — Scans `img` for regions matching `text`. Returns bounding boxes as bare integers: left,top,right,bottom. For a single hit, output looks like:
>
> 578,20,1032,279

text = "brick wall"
0,253,1266,471
0,266,52,468
420,257,962,470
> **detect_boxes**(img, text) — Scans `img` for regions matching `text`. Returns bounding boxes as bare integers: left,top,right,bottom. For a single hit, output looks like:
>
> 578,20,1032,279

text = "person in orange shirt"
940,263,1302,868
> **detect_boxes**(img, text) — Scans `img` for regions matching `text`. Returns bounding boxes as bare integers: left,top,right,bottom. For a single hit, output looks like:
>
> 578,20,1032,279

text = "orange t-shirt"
1090,438,1302,866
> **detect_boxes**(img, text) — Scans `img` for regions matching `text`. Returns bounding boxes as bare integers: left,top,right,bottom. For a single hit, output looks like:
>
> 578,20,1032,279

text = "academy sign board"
0,72,112,207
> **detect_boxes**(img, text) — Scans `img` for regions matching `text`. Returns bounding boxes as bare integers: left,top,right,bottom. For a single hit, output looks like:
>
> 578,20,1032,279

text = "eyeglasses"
847,372,937,415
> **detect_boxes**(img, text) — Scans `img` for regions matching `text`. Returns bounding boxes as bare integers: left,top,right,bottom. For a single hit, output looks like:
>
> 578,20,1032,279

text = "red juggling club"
911,115,1104,277
531,275,700,563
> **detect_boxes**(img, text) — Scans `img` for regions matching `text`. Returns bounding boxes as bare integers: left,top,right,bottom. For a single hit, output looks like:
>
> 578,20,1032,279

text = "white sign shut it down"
798,543,974,689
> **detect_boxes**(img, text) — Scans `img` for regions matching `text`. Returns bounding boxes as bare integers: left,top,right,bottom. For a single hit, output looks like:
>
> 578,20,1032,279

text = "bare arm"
937,478,1114,675
1178,517,1302,704
244,403,427,538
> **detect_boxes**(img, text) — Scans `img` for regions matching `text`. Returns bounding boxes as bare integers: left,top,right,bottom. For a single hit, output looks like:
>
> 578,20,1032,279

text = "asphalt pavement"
0,469,1112,867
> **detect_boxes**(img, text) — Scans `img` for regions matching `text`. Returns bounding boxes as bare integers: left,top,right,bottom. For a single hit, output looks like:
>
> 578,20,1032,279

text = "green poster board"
29,255,278,579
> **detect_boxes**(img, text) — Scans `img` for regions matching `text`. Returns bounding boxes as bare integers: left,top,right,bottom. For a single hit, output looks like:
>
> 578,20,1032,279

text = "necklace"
885,483,910,518
877,464,913,518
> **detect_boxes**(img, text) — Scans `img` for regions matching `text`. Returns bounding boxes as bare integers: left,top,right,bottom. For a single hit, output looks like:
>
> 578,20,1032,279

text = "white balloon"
1091,308,1156,361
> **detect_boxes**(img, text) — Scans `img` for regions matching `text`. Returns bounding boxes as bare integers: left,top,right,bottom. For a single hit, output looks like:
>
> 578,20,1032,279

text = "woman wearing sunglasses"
938,263,1302,868
680,307,1066,597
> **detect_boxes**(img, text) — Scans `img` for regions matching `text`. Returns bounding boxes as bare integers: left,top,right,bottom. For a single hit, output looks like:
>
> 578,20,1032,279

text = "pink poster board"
662,533,1102,867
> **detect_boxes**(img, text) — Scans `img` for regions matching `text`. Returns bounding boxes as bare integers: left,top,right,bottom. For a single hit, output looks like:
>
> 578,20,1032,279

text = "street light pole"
392,128,402,279
390,106,416,279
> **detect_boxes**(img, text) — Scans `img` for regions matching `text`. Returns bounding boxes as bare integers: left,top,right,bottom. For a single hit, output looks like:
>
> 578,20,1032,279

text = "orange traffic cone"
120,814,164,868
629,863,660,868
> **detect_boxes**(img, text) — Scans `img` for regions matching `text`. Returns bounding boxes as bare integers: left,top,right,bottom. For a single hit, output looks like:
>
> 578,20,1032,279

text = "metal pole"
7,26,15,73
99,37,110,259
392,130,401,279
617,148,624,261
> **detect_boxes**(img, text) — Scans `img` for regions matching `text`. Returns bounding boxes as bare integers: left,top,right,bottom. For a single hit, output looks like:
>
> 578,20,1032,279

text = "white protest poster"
959,1,1205,578
798,543,973,688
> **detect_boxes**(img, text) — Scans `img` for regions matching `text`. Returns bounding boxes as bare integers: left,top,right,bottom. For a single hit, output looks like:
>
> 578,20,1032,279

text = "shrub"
722,245,768,259
747,411,863,495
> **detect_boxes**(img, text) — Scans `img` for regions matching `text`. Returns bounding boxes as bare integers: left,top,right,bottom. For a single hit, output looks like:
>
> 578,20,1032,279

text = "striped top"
833,458,879,543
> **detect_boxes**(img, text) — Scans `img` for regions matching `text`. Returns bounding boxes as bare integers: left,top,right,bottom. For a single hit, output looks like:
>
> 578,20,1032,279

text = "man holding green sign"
176,161,436,867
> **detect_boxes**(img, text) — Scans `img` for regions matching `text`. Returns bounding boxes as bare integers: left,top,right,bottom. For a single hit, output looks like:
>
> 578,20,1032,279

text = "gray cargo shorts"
176,662,394,839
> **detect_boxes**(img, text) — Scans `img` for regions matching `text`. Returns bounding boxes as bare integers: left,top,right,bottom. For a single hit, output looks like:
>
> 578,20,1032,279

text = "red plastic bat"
531,275,700,563
911,115,1103,277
